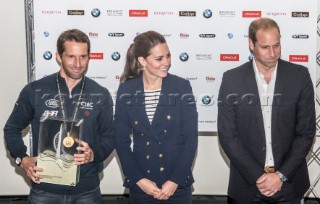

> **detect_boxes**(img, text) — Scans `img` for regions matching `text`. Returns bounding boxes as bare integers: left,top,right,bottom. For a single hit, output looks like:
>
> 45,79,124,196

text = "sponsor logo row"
44,99,94,110
41,9,310,18
44,31,309,40
42,51,309,63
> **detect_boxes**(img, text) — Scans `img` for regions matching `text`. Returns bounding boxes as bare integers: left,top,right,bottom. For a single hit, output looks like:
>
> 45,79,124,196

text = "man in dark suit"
218,18,316,203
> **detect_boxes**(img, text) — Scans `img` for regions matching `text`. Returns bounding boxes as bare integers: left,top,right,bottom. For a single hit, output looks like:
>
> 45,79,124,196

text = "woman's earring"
138,66,145,74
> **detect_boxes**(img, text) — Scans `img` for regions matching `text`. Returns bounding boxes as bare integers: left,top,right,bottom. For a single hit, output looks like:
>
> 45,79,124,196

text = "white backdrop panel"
33,0,318,132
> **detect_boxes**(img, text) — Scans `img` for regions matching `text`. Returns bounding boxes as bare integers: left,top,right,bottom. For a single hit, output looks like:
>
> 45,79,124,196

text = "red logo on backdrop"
129,10,148,17
90,53,104,60
206,76,215,82
220,54,239,61
89,32,98,38
242,11,261,18
289,55,308,62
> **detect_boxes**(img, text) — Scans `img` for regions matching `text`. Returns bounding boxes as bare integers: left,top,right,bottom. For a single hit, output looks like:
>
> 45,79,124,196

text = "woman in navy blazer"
114,31,198,204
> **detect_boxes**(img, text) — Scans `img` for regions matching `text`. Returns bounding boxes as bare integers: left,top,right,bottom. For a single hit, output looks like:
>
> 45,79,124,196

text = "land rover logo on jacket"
45,99,59,108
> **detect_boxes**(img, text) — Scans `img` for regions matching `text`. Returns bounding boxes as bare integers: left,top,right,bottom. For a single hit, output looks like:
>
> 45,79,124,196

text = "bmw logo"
227,33,233,39
248,53,254,61
43,51,52,60
202,95,212,105
111,52,121,61
91,8,101,17
203,9,212,18
179,52,189,62
44,31,49,37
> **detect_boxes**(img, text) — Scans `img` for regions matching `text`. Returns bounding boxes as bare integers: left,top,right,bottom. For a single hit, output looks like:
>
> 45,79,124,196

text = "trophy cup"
36,115,83,186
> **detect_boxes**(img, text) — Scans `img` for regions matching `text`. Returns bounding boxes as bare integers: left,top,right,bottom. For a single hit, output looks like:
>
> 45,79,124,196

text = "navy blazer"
218,59,316,202
115,73,198,190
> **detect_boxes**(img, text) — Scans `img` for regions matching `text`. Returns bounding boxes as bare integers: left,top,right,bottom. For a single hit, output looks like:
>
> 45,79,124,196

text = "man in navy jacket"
4,29,114,204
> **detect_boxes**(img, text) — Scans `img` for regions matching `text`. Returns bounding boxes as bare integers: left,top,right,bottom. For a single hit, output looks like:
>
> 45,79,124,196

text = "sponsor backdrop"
21,0,320,196
31,0,317,133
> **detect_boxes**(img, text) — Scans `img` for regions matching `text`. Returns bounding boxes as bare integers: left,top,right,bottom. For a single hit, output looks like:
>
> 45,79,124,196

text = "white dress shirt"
253,59,278,167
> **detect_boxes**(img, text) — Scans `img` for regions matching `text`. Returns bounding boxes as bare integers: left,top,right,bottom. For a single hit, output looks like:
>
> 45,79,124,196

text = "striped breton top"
144,89,161,124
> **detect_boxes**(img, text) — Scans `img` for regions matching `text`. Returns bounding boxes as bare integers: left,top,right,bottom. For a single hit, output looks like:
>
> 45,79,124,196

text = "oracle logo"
89,32,98,38
206,76,215,82
289,55,308,62
242,11,261,18
129,10,148,17
180,33,189,38
90,53,104,60
220,54,239,61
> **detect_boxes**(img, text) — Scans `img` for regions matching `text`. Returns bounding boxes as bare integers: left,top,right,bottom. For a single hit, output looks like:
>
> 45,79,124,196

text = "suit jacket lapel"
272,59,287,138
273,59,287,106
151,75,169,128
244,62,266,141
134,77,158,140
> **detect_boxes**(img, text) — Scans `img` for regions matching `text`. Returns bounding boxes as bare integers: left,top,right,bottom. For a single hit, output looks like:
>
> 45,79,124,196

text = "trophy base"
37,151,79,186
